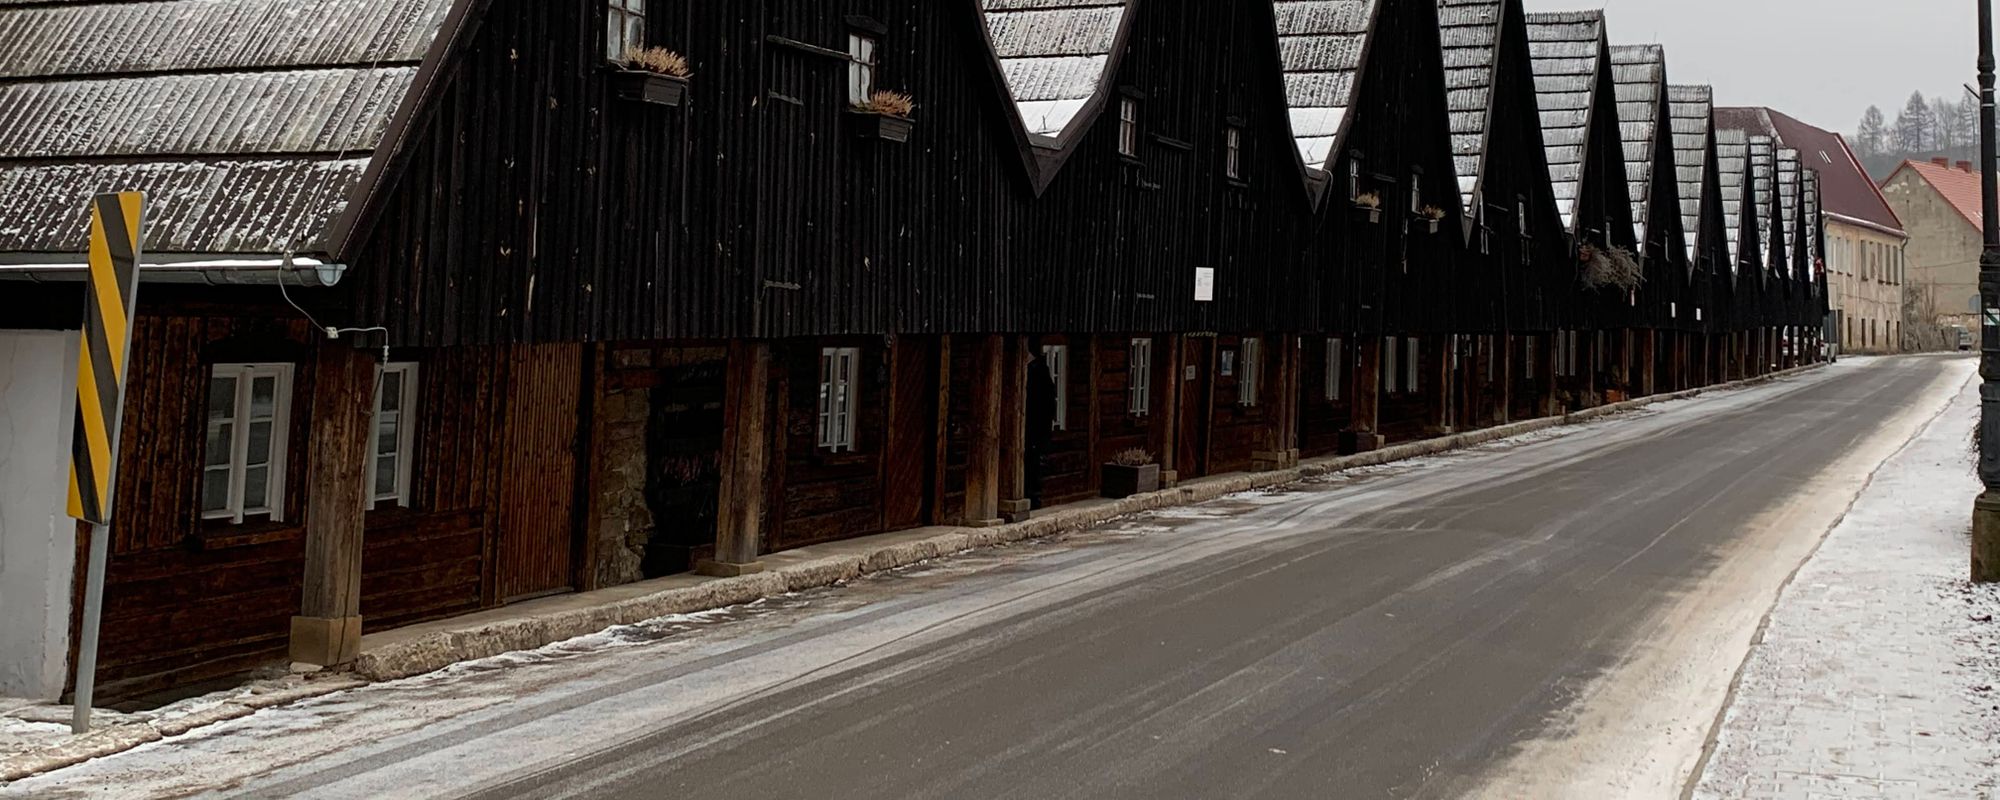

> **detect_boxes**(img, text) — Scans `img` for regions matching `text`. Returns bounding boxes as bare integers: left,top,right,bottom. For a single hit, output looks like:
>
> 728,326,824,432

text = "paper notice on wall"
1194,267,1215,302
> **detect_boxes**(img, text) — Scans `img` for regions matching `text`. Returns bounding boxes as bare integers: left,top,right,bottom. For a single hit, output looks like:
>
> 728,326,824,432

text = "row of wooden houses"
0,0,1830,700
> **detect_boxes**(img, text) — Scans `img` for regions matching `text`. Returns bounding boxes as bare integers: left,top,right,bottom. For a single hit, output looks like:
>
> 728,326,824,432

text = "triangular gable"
1438,0,1502,215
982,0,1132,140
1716,127,1750,273
1609,45,1665,247
1667,84,1713,265
1777,147,1802,276
1749,135,1777,272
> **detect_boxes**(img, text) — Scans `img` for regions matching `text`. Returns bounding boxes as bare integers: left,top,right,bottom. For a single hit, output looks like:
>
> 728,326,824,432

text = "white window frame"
1128,338,1153,415
818,347,860,452
1325,338,1343,400
1043,344,1069,432
202,363,294,524
368,362,420,510
1406,337,1420,392
1224,125,1243,179
848,33,878,105
1409,170,1423,215
1118,98,1140,158
606,0,646,61
1524,336,1536,379
1384,337,1399,393
1240,338,1262,407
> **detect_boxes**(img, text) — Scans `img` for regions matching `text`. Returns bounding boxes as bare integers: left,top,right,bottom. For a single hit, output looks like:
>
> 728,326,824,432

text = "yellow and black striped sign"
67,192,145,525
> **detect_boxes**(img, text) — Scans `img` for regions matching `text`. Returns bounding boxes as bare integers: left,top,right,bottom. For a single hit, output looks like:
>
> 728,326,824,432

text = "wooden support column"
292,342,379,667
699,340,772,577
1637,330,1657,396
1538,333,1562,417
1158,335,1184,486
1343,337,1383,454
963,335,1004,527
1498,334,1514,424
1429,334,1452,433
1253,334,1301,469
1580,332,1599,405
997,336,1031,523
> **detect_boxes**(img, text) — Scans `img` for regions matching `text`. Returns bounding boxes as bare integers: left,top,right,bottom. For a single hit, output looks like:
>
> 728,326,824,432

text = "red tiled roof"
1715,106,1905,236
1892,158,1985,232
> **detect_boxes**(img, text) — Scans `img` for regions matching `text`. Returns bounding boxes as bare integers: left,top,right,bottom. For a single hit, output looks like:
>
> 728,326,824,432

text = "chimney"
1934,157,1952,167
1960,160,1976,172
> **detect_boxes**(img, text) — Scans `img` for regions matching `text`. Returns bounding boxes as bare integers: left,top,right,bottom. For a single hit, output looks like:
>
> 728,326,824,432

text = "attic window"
1224,125,1243,180
606,0,646,61
1409,170,1422,215
1119,98,1140,158
1348,156,1363,201
848,33,877,105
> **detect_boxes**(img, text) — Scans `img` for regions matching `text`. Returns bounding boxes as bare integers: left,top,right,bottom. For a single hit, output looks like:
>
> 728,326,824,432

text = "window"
818,348,860,452
606,0,646,61
1128,338,1152,415
1349,154,1363,201
1406,338,1420,392
1043,344,1069,431
1118,98,1140,158
202,364,294,523
1409,170,1423,215
1224,125,1243,180
1384,337,1399,393
369,363,419,509
1325,338,1343,400
848,33,877,105
1240,338,1261,406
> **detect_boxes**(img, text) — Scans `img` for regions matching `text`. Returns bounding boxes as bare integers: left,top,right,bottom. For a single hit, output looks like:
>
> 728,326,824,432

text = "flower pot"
1425,219,1440,234
612,70,687,107
1100,463,1160,499
847,110,914,143
1359,207,1381,224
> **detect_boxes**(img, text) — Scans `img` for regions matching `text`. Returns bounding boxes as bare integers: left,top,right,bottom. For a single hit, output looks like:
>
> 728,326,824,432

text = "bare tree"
1935,96,1967,151
1856,105,1889,157
1896,91,1934,151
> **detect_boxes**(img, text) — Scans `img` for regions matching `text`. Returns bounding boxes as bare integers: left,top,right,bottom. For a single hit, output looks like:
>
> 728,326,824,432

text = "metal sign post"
66,192,145,733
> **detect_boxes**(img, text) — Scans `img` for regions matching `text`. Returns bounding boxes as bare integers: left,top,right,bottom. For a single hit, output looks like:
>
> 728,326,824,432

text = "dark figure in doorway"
1025,346,1058,507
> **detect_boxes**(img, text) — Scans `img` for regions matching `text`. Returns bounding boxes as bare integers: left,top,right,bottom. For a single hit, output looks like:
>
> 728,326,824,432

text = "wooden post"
291,342,378,667
997,336,1030,523
1498,334,1514,423
1430,334,1452,433
963,335,1004,527
1158,335,1184,486
1637,330,1657,396
1254,334,1303,469
699,340,771,576
1343,337,1383,453
1538,332,1561,417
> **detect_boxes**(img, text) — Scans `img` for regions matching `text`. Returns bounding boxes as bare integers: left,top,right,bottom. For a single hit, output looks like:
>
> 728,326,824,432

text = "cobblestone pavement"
1693,362,2000,800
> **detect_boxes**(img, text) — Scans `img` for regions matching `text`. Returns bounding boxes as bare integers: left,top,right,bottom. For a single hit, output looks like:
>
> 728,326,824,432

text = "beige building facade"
1880,159,1983,344
1823,218,1909,353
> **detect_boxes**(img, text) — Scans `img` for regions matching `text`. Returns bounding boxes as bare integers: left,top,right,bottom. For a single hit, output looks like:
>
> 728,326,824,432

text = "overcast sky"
1525,0,1984,135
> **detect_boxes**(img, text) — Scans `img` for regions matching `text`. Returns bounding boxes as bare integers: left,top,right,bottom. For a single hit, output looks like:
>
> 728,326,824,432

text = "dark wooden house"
1608,44,1690,392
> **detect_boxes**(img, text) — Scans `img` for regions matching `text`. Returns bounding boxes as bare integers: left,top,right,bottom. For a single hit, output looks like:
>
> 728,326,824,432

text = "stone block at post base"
998,498,1032,523
1338,432,1385,455
290,615,362,667
695,559,767,578
1973,492,2000,583
1160,469,1179,489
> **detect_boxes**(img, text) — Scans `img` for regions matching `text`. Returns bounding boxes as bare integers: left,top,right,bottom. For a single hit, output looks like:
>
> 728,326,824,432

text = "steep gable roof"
1438,0,1502,213
982,0,1132,139
1889,159,1986,233
1715,105,1903,237
1273,0,1380,172
1749,134,1776,270
0,0,459,256
1716,127,1750,272
1524,10,1604,233
1778,146,1801,271
1667,84,1714,264
1803,168,1822,271
1609,44,1665,245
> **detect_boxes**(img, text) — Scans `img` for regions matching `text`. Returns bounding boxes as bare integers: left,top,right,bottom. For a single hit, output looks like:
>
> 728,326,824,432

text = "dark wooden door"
494,344,584,602
883,338,934,530
644,352,726,577
1177,338,1211,479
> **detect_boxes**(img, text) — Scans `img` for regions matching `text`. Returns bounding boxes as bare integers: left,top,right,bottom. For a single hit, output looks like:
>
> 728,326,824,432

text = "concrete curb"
0,676,367,783
353,361,1827,683
0,361,1825,786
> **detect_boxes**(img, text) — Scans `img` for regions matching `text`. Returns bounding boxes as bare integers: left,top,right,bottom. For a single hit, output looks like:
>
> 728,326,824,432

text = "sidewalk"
1691,367,2000,799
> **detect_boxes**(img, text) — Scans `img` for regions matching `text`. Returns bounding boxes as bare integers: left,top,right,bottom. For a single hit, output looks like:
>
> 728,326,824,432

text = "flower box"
847,110,914,143
1100,463,1160,499
612,70,687,107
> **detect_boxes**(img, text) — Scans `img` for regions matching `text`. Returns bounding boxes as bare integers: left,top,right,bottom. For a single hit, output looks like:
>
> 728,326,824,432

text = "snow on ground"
1692,363,2000,799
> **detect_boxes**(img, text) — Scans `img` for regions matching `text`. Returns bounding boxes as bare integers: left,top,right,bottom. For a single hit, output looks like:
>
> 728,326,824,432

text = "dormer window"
1348,156,1363,201
1118,98,1140,158
1224,125,1243,180
606,0,646,61
848,33,878,104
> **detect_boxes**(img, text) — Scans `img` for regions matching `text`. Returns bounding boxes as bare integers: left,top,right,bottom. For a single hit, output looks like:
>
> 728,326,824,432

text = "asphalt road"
444,357,1952,800
12,357,1957,800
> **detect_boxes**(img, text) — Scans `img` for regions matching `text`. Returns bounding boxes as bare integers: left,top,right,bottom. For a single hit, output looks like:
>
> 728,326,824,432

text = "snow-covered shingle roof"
1609,45,1665,245
982,0,1131,139
1777,146,1801,274
1716,127,1749,273
1438,0,1502,213
1525,10,1604,233
1749,135,1777,271
0,0,454,255
1273,0,1380,172
1803,168,1821,271
1667,84,1713,264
